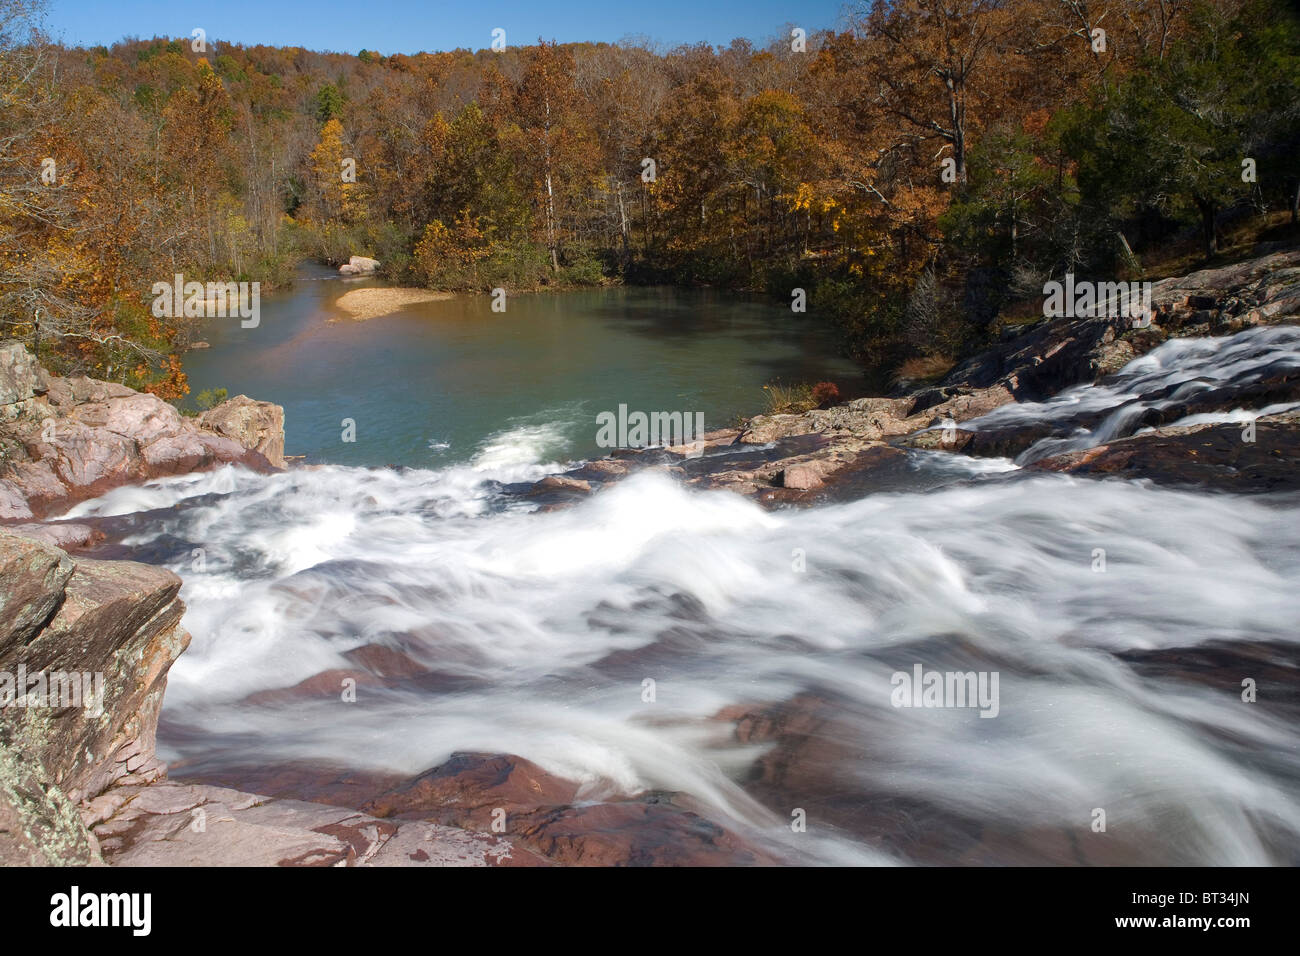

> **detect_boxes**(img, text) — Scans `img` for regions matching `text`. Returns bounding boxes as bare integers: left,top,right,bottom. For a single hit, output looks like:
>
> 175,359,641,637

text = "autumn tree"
307,116,362,224
512,41,586,272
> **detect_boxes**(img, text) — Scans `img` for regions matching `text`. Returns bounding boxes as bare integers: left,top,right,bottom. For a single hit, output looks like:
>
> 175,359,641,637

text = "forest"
1,0,1297,397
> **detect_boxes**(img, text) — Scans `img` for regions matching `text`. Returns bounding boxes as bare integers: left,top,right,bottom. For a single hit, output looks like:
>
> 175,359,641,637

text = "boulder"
339,255,380,276
0,346,285,518
0,533,191,804
0,342,39,408
779,462,824,490
198,394,286,468
0,531,193,865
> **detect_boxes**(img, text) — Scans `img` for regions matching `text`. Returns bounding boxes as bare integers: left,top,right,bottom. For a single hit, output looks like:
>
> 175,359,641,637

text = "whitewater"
64,326,1300,866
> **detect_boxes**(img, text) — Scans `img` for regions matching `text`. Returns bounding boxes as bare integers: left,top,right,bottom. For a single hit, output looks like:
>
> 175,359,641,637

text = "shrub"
763,381,818,414
811,381,841,407
891,355,955,389
195,387,228,411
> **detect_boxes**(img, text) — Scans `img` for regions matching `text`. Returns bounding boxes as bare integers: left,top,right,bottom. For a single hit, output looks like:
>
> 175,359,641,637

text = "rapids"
964,324,1300,464
63,324,1300,865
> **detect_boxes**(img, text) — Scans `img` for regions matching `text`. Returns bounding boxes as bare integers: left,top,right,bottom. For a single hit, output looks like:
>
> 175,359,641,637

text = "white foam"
78,458,1300,865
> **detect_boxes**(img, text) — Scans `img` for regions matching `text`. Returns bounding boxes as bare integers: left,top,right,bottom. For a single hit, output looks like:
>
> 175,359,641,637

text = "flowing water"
63,289,1300,866
963,324,1300,465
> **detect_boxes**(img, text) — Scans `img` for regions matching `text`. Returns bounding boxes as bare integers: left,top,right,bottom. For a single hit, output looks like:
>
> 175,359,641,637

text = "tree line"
1,0,1297,397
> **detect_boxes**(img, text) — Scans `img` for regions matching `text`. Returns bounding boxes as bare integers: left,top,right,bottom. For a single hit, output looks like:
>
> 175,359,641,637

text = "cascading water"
963,324,1300,464
64,325,1300,866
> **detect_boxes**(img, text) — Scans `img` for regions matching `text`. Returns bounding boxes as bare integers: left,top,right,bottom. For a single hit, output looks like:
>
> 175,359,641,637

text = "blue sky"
43,0,855,54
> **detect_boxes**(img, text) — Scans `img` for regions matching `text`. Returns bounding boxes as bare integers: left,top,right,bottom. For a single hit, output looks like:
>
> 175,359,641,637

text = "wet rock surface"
1028,410,1300,492
360,752,776,866
90,780,532,867
169,752,774,866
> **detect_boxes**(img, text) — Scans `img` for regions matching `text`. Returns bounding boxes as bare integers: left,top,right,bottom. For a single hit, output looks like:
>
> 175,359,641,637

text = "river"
179,265,862,468
63,275,1300,866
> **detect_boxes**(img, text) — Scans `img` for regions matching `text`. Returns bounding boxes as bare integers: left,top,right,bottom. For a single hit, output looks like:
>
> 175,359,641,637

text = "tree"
861,0,1022,186
512,41,584,272
1062,0,1287,259
307,117,362,223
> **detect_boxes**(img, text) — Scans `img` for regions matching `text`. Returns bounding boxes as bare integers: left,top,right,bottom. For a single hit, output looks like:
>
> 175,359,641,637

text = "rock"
365,753,582,823
1,537,191,804
363,821,533,867
198,394,286,468
363,752,770,866
740,413,809,444
577,459,630,478
902,428,976,453
341,643,429,680
4,522,105,552
503,799,769,866
140,431,246,473
663,439,706,458
0,342,39,408
740,397,917,445
779,462,824,490
87,774,536,867
1028,411,1300,492
242,668,387,708
0,531,192,865
0,531,73,653
0,743,101,866
73,392,184,444
339,255,380,276
0,346,284,518
532,475,591,494
0,461,64,518
664,428,740,456
923,384,1016,422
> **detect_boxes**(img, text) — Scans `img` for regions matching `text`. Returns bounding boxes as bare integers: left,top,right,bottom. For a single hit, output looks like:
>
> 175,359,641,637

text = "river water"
180,264,862,467
65,280,1300,866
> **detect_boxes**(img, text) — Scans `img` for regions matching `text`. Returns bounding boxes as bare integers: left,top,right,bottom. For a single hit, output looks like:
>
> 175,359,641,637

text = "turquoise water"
181,265,863,468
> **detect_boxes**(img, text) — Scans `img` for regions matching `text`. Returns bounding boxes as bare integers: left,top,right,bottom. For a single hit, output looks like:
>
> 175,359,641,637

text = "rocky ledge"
0,530,187,863
0,342,286,520
1028,408,1300,492
0,527,560,867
